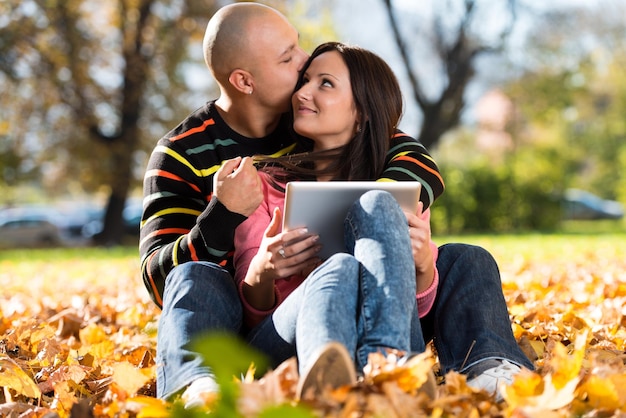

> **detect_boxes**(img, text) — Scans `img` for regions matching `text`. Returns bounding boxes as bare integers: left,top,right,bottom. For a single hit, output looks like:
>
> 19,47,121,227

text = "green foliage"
502,38,626,208
433,31,626,233
282,0,338,53
168,332,315,417
257,404,316,418
191,332,269,385
431,148,564,234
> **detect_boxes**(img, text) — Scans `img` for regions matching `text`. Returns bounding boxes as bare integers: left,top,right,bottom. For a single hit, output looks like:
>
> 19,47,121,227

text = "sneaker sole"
296,341,357,400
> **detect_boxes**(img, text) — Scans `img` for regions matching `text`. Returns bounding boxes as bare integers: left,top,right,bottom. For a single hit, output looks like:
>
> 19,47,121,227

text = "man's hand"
213,156,263,216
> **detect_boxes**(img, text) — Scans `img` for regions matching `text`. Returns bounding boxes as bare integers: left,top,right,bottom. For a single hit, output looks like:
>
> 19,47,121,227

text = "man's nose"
295,47,309,72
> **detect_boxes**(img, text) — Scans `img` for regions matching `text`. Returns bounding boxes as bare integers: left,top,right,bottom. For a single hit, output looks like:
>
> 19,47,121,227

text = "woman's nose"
295,85,312,101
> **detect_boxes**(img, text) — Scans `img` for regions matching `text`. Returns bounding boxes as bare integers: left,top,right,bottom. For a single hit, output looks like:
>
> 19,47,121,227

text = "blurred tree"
0,0,221,244
503,1,626,203
0,0,335,245
381,0,518,149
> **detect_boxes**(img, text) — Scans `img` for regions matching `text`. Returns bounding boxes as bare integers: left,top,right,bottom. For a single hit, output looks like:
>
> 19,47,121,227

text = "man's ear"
228,69,254,95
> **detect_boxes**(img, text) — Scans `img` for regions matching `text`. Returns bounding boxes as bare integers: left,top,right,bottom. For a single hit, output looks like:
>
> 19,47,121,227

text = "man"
140,2,528,409
140,3,309,406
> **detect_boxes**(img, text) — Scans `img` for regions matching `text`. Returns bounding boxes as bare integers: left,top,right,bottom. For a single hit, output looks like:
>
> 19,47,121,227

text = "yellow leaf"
506,369,544,397
503,332,588,413
611,374,626,408
529,340,546,359
129,395,170,418
0,357,42,399
579,375,620,410
504,373,579,413
243,362,257,383
112,361,151,396
550,331,587,389
363,349,436,395
80,340,116,364
53,380,78,411
79,323,108,345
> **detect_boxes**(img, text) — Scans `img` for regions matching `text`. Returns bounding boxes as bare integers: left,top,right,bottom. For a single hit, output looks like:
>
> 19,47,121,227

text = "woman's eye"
321,79,333,87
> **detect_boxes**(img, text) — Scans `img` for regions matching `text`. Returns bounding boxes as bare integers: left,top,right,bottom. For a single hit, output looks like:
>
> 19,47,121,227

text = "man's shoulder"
162,101,226,141
388,130,427,150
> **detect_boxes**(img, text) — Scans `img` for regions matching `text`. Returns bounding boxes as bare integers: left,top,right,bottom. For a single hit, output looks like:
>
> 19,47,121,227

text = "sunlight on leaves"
112,361,152,396
0,357,42,399
1,237,625,416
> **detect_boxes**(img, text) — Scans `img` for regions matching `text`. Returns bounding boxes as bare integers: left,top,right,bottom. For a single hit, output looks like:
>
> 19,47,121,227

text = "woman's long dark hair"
257,42,404,183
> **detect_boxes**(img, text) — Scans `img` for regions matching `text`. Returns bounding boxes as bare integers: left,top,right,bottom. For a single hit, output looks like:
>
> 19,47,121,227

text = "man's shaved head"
203,3,287,83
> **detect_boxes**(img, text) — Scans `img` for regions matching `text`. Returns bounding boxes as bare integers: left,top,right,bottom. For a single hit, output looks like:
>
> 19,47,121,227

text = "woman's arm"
405,205,439,317
233,175,321,327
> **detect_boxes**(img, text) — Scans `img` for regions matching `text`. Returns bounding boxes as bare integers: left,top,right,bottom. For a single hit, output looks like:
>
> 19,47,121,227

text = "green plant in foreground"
170,332,315,417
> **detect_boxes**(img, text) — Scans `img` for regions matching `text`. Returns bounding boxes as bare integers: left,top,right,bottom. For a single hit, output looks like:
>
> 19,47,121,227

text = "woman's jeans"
156,191,534,399
247,190,416,373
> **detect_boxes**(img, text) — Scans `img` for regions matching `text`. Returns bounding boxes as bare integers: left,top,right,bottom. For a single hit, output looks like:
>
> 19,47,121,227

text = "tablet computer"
283,181,422,259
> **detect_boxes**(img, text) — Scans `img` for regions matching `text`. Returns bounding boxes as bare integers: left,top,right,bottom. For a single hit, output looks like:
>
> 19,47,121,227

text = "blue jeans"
247,190,416,373
415,243,535,374
156,261,242,399
155,191,534,399
246,190,534,374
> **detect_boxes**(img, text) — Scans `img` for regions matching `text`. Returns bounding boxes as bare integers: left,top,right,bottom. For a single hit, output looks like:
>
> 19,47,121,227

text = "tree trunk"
93,137,136,246
92,0,153,246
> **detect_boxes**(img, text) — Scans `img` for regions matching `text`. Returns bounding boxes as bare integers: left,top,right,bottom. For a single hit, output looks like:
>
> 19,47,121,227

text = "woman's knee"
306,253,360,290
355,190,403,220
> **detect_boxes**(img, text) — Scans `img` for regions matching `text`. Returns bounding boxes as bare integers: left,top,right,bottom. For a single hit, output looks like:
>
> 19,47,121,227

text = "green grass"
0,245,138,261
435,231,626,265
1,230,624,266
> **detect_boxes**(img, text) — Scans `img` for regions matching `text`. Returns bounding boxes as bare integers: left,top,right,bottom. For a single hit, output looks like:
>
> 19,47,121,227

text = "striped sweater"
140,100,445,307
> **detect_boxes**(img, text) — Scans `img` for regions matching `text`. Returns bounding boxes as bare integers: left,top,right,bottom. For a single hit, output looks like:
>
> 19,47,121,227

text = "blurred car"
0,209,64,248
562,189,624,220
123,201,143,235
79,198,143,239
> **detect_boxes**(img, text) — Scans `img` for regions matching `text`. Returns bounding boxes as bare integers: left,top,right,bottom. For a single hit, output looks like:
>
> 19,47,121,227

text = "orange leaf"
53,380,78,411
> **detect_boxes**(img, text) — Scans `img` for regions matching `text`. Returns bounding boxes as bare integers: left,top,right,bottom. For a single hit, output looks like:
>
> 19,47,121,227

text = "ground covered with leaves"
1,234,625,417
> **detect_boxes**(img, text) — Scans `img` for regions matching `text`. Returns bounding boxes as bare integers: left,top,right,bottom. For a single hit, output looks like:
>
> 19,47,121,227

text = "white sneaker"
181,376,219,409
466,360,520,402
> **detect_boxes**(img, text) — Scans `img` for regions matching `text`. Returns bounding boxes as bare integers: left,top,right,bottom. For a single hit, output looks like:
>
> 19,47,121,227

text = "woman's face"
292,51,359,150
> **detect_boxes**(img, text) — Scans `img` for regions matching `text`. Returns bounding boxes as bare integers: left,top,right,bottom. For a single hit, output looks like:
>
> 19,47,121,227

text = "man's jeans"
417,243,534,375
156,191,533,399
156,261,242,399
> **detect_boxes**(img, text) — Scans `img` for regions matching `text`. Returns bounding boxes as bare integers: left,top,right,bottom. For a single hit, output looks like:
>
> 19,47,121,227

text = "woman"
235,42,533,400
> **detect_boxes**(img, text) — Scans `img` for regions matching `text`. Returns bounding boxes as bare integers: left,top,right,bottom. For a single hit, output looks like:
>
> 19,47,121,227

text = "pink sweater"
234,174,439,329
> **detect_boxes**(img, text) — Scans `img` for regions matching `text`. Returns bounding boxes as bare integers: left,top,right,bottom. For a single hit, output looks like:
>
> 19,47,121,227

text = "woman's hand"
243,207,321,310
405,202,435,293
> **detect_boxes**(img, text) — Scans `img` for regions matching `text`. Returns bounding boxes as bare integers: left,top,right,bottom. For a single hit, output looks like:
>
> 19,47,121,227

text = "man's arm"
379,131,445,209
139,141,255,307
